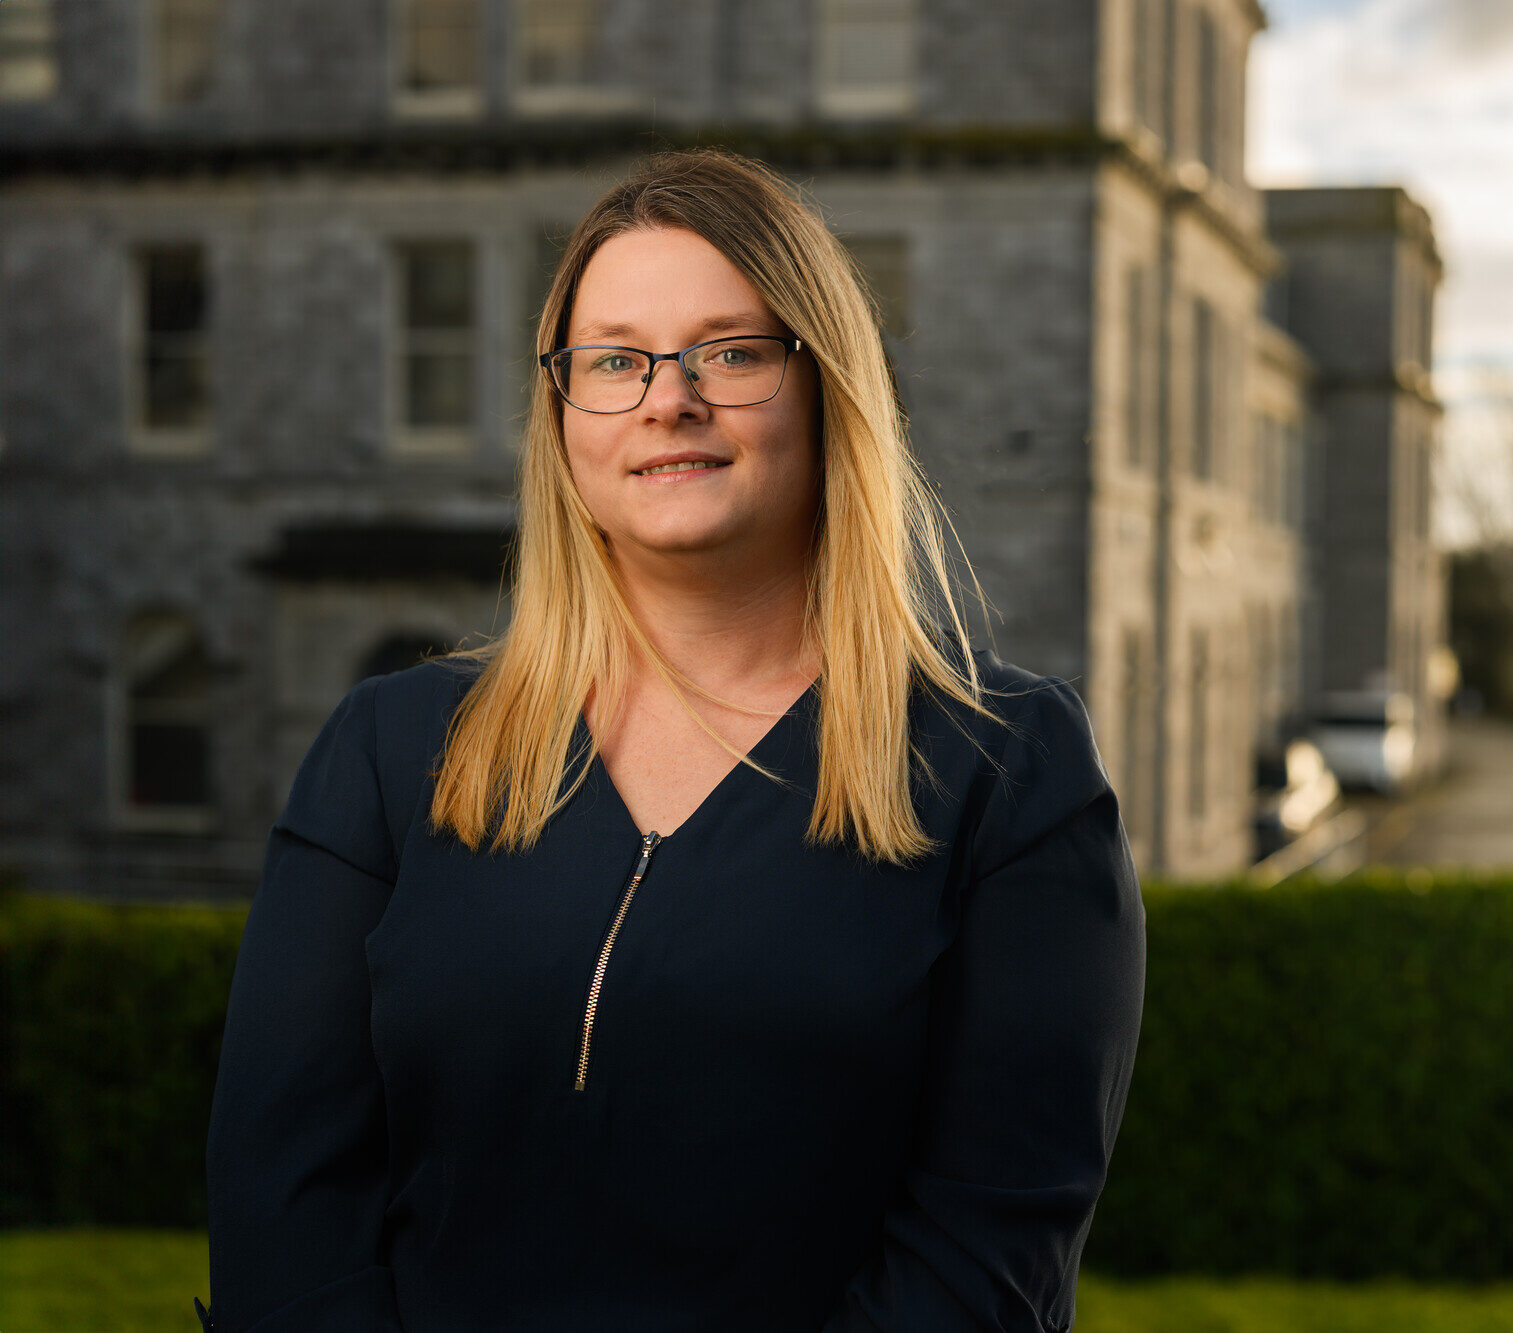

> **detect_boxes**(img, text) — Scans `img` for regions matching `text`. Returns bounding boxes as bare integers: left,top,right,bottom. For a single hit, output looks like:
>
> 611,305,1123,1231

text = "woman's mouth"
634,460,732,479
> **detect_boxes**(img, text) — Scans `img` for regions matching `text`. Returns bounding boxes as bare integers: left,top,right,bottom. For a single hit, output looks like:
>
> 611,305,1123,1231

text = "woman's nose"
639,357,708,417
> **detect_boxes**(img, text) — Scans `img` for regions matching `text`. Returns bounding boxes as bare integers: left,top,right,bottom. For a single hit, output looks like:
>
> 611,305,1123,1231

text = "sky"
1249,0,1513,545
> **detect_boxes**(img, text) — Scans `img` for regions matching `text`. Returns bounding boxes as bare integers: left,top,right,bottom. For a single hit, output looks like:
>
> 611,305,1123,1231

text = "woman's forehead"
569,227,780,340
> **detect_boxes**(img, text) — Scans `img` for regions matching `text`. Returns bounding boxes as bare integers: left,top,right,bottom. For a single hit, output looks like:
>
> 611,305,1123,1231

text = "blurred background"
0,1,1510,1329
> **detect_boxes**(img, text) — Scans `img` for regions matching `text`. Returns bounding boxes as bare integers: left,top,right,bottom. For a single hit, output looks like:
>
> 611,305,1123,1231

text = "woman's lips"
634,462,732,484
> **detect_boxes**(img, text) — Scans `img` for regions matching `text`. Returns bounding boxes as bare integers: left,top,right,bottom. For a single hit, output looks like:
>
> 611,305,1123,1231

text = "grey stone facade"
0,0,1446,895
1263,186,1447,778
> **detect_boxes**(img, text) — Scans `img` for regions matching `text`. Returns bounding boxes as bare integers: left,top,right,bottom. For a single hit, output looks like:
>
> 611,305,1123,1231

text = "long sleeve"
819,676,1147,1333
202,675,405,1333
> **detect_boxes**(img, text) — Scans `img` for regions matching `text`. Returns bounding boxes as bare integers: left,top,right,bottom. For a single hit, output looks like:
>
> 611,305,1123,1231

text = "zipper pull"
636,830,662,870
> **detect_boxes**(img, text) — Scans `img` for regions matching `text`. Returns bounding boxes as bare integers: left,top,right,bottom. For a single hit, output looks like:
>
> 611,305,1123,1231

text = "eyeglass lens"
550,338,788,411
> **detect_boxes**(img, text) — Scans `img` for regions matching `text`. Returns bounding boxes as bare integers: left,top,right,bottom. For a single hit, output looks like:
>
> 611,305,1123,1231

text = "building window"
131,242,210,452
1417,429,1433,542
0,0,58,102
115,610,214,831
1191,296,1214,480
520,0,592,87
392,239,475,452
1418,280,1434,375
838,235,910,340
1254,412,1294,526
1282,416,1304,531
1131,0,1162,140
523,224,565,363
1196,8,1219,179
1253,606,1275,738
394,0,481,116
1250,413,1268,521
1279,603,1298,710
513,0,637,113
816,0,916,117
1120,625,1150,849
1189,625,1208,822
1126,265,1151,469
150,0,220,107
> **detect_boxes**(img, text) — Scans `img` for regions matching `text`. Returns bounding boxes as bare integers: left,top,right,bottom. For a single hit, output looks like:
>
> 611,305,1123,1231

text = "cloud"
1252,0,1513,357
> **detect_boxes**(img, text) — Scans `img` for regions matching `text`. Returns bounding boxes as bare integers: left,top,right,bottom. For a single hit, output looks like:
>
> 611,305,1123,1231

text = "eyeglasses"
539,335,803,414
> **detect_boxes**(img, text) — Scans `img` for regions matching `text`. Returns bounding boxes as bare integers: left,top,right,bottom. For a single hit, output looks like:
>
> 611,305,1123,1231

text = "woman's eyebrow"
571,313,778,343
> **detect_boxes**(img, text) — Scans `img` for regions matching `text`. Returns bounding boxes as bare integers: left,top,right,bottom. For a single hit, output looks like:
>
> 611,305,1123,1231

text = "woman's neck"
611,549,821,696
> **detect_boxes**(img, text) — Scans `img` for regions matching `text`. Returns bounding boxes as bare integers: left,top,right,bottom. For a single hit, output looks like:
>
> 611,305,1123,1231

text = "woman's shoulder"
366,653,486,753
922,625,1072,732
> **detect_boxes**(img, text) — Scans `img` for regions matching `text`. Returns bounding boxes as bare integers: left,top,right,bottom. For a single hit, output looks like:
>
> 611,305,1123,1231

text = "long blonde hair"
429,146,1020,865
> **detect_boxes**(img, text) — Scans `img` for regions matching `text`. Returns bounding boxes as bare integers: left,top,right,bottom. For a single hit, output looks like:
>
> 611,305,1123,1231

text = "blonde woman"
200,148,1146,1333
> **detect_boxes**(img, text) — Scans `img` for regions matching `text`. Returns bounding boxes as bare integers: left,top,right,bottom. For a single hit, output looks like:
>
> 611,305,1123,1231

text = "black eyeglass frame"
539,334,804,414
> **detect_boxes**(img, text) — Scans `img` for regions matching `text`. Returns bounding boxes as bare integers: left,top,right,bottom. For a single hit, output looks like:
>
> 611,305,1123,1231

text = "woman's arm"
201,675,405,1333
819,677,1147,1333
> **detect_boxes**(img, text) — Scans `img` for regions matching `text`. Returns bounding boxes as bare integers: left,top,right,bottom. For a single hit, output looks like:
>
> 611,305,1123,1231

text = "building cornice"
1255,317,1317,379
249,520,517,582
0,121,1121,183
1313,367,1444,413
1263,185,1444,274
1,121,1285,273
1107,137,1283,279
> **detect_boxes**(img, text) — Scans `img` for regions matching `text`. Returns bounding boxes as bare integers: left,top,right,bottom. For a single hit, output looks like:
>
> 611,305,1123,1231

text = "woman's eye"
717,348,750,366
591,354,634,374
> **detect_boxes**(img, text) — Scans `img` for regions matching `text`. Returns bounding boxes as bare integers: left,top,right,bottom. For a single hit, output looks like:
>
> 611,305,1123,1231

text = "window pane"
840,236,909,339
401,0,479,92
519,0,596,87
156,0,219,106
1198,10,1219,174
525,225,565,355
819,0,914,94
404,242,473,328
1126,266,1146,468
0,0,58,102
1189,628,1208,820
125,612,211,810
1132,0,1161,136
132,723,209,806
141,244,209,430
1192,298,1213,479
396,240,474,434
146,245,206,334
407,352,473,427
145,349,208,428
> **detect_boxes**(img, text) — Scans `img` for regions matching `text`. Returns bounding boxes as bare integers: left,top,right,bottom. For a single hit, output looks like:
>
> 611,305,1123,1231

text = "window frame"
142,0,222,112
390,0,485,119
125,239,213,458
509,0,643,116
387,236,479,459
836,233,911,341
0,0,59,103
814,0,918,119
106,610,217,835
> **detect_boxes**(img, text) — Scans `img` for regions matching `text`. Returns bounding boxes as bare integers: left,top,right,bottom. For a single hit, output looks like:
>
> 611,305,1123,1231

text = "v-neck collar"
579,677,821,845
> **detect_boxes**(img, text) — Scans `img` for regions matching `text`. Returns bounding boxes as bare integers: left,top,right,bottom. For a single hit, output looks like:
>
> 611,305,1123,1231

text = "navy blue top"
201,647,1145,1332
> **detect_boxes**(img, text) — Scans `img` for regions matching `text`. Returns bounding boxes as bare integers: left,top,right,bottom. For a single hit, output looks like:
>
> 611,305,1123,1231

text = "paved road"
1342,713,1513,871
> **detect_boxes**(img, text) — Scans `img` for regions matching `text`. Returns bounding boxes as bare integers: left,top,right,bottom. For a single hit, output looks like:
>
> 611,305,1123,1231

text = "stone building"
1263,186,1448,779
0,0,1445,897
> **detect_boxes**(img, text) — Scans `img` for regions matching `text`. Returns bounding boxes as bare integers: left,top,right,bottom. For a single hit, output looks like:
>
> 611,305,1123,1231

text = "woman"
200,147,1146,1333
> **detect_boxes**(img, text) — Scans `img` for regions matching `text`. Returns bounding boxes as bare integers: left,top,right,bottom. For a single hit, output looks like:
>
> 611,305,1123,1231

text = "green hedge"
1086,868,1513,1282
0,881,246,1229
2,868,1510,1280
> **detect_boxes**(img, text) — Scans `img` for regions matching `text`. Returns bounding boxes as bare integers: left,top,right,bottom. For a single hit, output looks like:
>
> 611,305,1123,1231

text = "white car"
1253,737,1343,861
1308,690,1417,794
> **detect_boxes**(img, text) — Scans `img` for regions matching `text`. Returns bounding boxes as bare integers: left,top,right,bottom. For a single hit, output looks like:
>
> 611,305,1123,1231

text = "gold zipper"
574,831,662,1092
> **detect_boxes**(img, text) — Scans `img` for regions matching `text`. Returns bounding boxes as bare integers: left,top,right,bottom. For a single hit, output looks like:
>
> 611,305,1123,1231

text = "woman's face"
559,226,821,575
